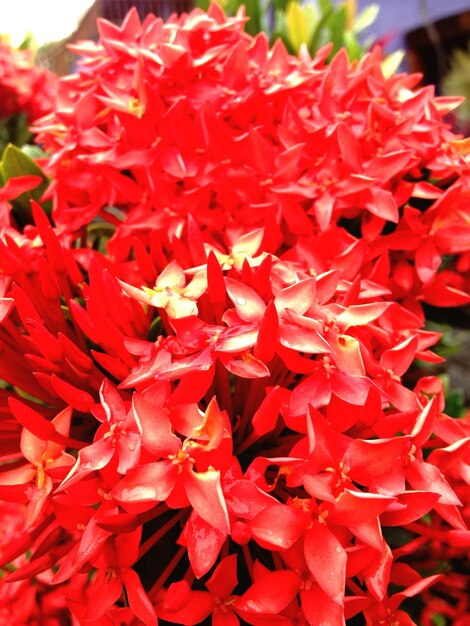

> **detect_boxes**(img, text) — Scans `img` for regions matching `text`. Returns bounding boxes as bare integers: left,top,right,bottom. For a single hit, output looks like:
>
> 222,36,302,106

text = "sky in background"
1,0,95,45
357,0,470,52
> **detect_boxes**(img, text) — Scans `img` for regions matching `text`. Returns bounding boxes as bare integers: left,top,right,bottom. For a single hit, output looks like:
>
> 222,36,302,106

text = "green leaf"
0,563,16,579
381,50,406,78
86,219,116,254
149,316,164,342
432,613,446,626
444,386,466,418
244,0,264,36
271,15,290,50
328,5,348,54
12,113,32,148
20,144,47,160
273,0,290,22
352,3,380,33
0,143,49,220
1,143,44,183
19,34,36,50
309,5,334,54
343,29,363,61
318,0,334,14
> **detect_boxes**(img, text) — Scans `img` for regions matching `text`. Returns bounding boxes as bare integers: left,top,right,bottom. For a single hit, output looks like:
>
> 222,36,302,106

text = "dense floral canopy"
0,4,469,625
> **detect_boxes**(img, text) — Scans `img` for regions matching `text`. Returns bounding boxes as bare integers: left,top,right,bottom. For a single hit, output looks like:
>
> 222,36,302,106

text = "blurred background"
4,0,470,81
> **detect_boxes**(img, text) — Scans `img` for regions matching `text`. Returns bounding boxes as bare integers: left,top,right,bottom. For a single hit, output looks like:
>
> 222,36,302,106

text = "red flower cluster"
1,4,469,625
0,37,56,128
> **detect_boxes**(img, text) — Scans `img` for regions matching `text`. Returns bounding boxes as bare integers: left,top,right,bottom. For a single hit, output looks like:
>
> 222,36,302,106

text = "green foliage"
418,321,468,418
432,613,447,626
441,373,466,418
442,43,470,130
426,320,465,360
196,0,379,60
0,114,32,157
0,143,51,222
86,219,117,254
1,144,45,186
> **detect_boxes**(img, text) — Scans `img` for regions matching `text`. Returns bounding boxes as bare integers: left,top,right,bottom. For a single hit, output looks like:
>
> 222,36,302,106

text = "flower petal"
304,523,346,605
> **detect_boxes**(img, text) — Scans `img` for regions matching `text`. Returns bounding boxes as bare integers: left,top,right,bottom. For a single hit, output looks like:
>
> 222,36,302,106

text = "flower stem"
138,509,187,559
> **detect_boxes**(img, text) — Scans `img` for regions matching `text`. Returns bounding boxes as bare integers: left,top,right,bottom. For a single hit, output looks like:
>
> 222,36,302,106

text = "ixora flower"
33,1,470,305
0,38,56,122
0,4,469,626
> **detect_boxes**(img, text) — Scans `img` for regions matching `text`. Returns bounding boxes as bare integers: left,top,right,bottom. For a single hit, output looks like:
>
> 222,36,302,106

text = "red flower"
0,37,56,123
0,4,469,625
